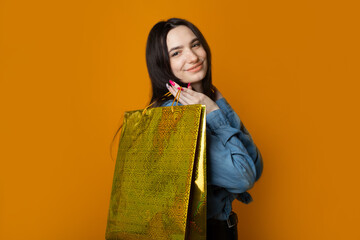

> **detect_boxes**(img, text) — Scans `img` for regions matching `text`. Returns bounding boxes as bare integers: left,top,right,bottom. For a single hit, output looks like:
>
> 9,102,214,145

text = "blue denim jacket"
161,97,263,220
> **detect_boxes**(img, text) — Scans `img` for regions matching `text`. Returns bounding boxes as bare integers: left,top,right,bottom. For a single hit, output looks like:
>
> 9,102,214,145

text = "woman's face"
166,25,208,85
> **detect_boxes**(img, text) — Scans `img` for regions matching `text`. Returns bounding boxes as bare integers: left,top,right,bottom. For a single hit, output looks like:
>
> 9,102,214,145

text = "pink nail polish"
177,87,182,90
169,80,175,86
187,83,191,88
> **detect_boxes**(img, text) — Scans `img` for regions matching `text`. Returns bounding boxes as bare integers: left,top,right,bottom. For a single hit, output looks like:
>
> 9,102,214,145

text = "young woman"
145,18,263,240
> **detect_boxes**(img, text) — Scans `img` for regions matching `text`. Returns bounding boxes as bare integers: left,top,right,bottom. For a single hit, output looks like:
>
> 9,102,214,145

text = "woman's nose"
185,49,199,63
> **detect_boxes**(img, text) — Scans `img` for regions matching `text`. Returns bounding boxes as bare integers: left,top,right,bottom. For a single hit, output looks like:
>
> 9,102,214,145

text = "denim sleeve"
206,108,257,193
215,98,263,182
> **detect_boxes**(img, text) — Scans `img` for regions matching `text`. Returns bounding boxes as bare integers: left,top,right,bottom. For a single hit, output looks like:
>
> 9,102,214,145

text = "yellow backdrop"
1,0,359,239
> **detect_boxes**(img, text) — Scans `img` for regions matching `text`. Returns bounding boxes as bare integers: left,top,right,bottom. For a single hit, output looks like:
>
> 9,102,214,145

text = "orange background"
1,0,359,239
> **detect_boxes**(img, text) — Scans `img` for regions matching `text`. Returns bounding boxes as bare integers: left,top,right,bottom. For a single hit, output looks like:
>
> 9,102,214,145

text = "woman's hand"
166,80,220,115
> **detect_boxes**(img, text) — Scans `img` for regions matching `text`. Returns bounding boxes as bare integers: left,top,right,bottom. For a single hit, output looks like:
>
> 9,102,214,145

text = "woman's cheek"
175,61,184,76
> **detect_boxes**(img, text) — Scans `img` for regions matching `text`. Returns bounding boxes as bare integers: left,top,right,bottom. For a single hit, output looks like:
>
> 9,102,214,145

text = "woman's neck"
191,81,203,93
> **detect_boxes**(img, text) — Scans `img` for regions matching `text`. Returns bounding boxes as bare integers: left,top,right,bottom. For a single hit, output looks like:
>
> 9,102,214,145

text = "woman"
145,18,263,240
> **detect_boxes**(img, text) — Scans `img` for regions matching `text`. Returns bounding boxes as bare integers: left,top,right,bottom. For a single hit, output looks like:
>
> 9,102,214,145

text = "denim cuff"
236,191,253,204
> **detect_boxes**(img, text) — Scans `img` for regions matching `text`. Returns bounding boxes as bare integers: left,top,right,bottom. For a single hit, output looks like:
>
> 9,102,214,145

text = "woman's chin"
184,73,206,84
181,78,202,85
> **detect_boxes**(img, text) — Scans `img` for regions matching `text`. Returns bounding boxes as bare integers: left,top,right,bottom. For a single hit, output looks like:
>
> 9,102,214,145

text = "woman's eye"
192,43,201,47
171,52,180,57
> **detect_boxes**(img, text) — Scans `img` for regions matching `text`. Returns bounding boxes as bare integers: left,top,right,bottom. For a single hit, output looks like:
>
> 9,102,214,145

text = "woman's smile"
186,61,203,72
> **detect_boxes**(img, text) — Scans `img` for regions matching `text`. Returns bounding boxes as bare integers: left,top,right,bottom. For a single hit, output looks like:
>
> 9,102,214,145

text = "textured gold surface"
106,104,207,240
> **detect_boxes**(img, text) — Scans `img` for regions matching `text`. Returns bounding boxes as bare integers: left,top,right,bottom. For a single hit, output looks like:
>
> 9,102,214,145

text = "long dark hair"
110,18,215,161
146,17,215,107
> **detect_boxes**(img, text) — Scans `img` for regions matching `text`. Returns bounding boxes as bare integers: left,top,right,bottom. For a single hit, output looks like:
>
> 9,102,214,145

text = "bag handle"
142,87,183,115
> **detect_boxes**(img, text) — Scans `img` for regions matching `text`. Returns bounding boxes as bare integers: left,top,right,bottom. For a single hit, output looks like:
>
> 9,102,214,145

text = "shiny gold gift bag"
106,99,207,240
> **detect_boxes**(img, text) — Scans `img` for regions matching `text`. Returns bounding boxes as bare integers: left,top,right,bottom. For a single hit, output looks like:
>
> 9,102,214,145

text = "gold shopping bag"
105,102,207,240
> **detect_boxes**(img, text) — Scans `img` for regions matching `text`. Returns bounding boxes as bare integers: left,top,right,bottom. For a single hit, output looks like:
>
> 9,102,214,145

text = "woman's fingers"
187,83,192,90
167,80,206,105
166,80,219,114
166,83,177,96
179,85,196,97
180,87,204,104
171,82,196,104
166,82,190,105
177,90,193,105
168,80,185,98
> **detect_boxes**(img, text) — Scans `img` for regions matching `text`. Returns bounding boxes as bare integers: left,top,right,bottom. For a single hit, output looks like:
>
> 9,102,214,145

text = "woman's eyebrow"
168,38,199,53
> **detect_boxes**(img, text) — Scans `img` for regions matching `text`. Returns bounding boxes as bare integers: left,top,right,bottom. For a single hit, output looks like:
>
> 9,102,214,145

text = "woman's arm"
205,108,259,193
215,97,263,182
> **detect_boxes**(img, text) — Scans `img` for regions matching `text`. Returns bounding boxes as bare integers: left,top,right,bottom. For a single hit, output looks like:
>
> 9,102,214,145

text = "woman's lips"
187,62,203,72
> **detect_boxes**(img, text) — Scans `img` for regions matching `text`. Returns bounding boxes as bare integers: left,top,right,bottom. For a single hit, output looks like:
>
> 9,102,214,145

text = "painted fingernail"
177,87,182,90
166,83,170,89
187,83,191,88
169,80,175,86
